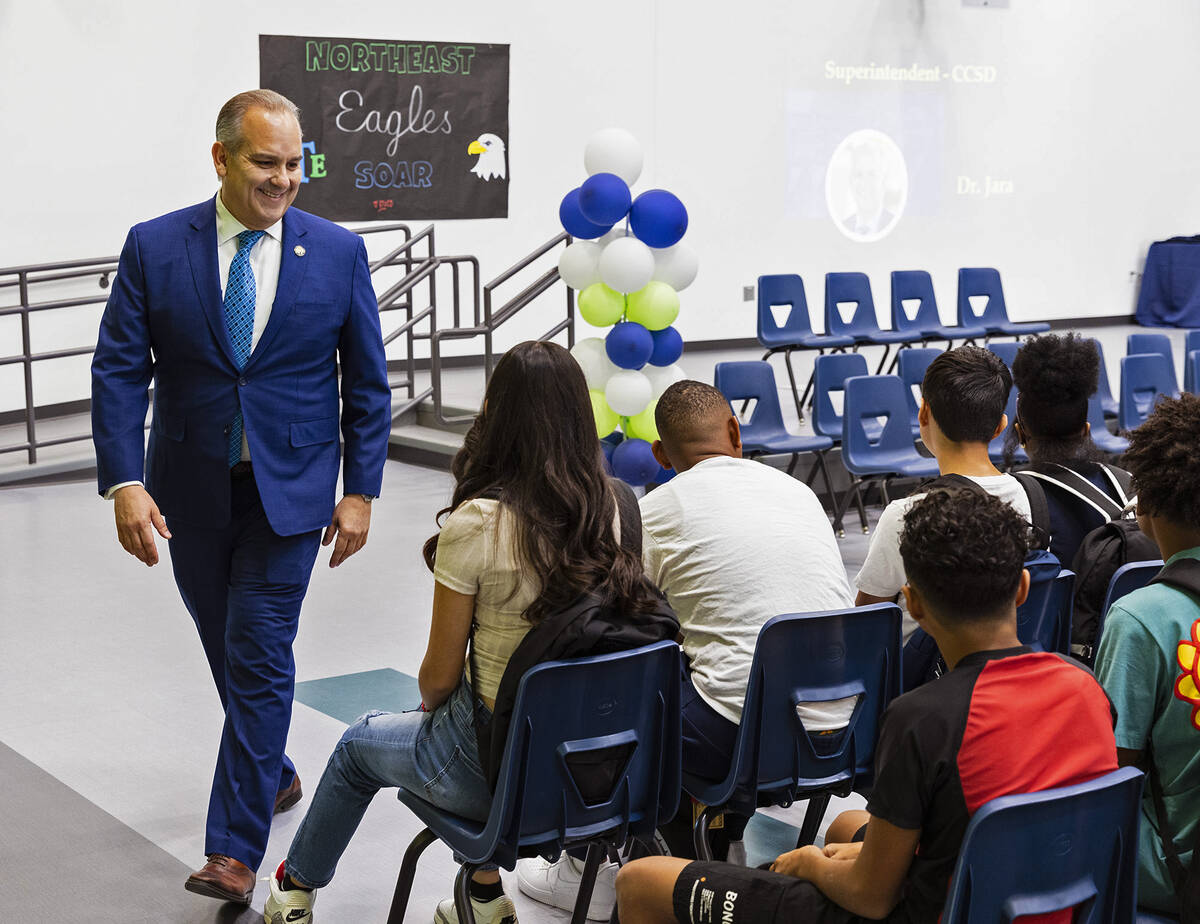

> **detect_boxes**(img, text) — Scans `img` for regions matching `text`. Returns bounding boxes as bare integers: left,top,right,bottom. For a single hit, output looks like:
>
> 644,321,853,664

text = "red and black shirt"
866,646,1118,924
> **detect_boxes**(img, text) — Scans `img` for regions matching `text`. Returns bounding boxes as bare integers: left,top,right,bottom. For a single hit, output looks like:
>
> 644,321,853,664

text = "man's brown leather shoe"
184,854,255,904
275,774,303,814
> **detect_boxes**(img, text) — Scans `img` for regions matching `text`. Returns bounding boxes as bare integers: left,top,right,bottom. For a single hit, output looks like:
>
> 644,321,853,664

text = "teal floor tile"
294,668,421,724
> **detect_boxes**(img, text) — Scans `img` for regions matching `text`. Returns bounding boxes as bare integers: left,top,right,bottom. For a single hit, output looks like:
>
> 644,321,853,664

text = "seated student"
517,380,854,919
263,342,665,924
614,488,1118,924
855,346,1031,683
1007,333,1134,566
1095,393,1200,916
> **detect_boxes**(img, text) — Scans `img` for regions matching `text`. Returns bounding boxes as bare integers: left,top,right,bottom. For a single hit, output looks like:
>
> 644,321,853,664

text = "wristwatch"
357,494,376,504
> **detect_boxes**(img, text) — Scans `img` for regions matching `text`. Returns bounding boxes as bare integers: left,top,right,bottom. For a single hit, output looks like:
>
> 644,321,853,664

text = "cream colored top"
432,498,540,705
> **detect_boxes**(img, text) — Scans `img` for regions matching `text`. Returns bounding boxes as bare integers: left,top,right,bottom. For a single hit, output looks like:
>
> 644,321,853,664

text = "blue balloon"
653,465,677,485
599,438,616,474
559,188,611,240
611,438,661,486
605,321,654,370
630,189,688,248
579,172,632,226
648,326,684,367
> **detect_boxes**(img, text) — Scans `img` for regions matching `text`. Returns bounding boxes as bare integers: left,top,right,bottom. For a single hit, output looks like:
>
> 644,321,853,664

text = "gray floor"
0,324,1181,922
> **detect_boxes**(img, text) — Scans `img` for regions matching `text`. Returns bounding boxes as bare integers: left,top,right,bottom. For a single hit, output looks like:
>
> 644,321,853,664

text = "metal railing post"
18,272,36,463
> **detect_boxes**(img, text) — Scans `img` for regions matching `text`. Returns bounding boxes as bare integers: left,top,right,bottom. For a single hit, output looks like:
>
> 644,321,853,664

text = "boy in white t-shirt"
855,346,1031,686
517,380,853,918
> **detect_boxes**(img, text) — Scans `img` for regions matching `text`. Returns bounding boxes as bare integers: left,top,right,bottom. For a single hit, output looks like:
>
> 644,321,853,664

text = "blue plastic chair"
941,766,1144,924
1186,349,1200,395
957,267,1051,340
832,375,939,536
812,352,871,441
756,274,856,421
1090,339,1120,418
386,642,682,924
987,340,1021,370
1089,392,1129,455
683,604,903,858
1090,560,1164,667
714,361,835,506
1119,353,1178,432
825,272,910,373
896,347,942,437
1127,333,1180,394
889,270,987,355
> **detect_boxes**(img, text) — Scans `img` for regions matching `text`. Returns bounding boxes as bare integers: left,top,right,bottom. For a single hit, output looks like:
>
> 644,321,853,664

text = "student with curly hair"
1007,334,1134,565
613,488,1117,924
264,341,665,924
1095,393,1200,916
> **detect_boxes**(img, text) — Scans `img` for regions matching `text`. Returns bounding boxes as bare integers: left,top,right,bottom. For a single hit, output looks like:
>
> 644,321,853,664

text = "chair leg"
854,482,869,534
387,826,439,924
570,843,606,924
454,863,478,924
786,452,799,477
874,344,893,375
692,806,717,861
795,792,832,848
783,349,806,424
807,450,835,512
831,477,860,538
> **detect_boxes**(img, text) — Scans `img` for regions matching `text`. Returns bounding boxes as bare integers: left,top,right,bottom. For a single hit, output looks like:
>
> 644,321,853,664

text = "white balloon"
598,236,655,294
605,369,653,416
644,363,687,399
570,337,617,390
599,226,630,247
584,128,643,186
557,241,602,290
651,243,699,291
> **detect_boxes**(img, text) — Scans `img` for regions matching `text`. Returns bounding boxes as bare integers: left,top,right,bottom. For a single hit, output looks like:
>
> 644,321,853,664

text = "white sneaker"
516,853,617,921
433,892,518,924
263,862,315,924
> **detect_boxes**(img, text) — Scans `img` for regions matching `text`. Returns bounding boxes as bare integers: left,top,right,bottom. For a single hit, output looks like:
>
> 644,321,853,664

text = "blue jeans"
285,677,494,888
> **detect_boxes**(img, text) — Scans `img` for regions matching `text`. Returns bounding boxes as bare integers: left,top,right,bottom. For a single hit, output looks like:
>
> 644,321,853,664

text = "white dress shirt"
104,193,284,497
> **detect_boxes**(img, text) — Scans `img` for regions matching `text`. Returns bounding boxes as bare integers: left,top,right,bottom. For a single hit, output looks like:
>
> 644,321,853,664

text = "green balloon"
578,283,626,327
625,400,659,442
590,389,620,437
625,281,680,331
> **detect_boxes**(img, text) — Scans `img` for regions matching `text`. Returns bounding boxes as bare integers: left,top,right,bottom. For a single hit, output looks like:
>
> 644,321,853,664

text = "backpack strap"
1011,472,1052,551
1017,462,1127,521
1145,738,1192,894
1151,557,1200,598
919,473,989,495
1096,463,1135,507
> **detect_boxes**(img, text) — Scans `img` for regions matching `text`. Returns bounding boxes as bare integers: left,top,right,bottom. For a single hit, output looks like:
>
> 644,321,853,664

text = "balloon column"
558,128,699,486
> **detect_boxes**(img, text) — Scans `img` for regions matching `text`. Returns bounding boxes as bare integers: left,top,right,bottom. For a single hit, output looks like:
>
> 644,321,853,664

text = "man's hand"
322,495,372,567
113,484,171,566
769,844,824,879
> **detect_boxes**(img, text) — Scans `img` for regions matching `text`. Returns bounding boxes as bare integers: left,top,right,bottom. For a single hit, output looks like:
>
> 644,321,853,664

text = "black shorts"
671,862,865,924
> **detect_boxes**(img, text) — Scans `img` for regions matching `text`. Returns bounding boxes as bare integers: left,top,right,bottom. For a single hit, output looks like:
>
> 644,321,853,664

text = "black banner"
259,34,509,222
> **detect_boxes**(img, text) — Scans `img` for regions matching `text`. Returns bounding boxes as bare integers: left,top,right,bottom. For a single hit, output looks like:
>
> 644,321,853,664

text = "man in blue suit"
90,89,391,904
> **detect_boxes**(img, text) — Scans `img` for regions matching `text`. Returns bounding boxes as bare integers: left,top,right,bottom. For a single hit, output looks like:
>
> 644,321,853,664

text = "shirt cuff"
103,481,143,500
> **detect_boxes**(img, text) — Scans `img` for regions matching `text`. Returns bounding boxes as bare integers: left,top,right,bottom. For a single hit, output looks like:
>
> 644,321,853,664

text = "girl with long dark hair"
265,341,662,924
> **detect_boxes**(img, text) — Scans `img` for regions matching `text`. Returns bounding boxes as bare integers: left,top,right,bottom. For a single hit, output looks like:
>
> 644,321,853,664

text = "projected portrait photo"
825,129,908,242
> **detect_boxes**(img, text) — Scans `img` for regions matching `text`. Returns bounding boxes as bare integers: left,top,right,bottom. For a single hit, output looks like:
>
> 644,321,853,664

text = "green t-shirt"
1096,547,1200,913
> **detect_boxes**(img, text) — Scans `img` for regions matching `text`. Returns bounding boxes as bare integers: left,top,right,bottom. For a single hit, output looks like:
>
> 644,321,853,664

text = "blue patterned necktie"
224,229,266,467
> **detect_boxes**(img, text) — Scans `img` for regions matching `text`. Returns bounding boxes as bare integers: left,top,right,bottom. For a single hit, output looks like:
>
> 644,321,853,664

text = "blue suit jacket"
91,197,391,536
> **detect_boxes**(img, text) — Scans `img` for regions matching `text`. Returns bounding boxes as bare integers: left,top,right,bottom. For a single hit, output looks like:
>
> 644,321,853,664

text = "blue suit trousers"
167,471,321,869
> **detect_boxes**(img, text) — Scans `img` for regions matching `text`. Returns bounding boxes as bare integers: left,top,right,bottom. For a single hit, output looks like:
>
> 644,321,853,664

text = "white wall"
3,0,1199,412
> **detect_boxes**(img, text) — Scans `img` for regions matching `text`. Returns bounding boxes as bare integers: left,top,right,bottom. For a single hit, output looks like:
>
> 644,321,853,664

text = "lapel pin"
294,245,306,257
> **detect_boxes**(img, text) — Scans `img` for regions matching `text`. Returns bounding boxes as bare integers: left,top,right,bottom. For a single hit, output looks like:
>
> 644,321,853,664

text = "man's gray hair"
215,89,301,153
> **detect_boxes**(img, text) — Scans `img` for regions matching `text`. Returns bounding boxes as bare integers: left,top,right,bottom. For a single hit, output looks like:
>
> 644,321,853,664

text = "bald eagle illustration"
467,133,507,181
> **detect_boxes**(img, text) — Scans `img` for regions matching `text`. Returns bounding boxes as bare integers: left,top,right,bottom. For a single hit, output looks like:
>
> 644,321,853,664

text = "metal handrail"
2,223,573,466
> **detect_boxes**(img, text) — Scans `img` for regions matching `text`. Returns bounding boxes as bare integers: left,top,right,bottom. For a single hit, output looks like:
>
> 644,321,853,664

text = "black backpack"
1012,463,1158,661
1144,558,1200,922
468,480,680,791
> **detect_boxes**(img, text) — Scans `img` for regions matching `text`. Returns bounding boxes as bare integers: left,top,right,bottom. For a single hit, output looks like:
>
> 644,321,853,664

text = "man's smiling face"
212,106,303,229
